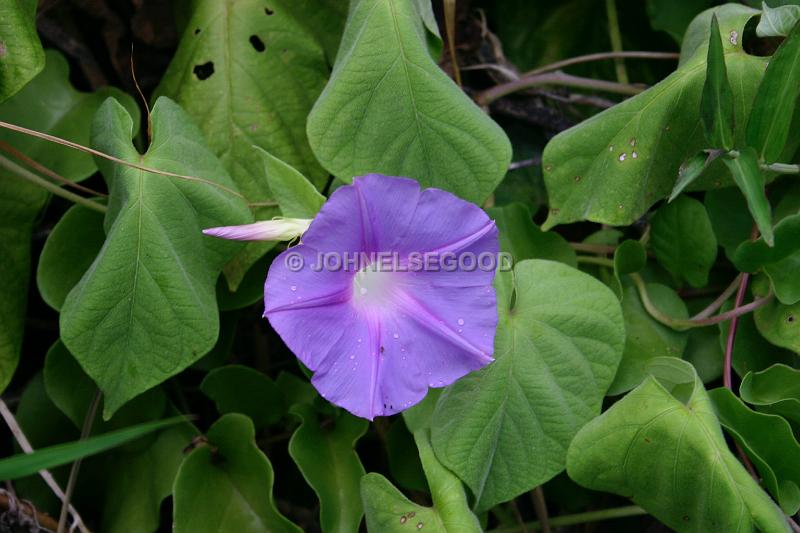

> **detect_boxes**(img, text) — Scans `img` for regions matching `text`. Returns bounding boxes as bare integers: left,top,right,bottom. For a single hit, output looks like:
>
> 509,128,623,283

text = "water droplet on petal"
359,287,368,295
393,332,399,339
290,285,297,291
357,338,362,343
457,318,465,326
349,354,355,360
458,328,463,333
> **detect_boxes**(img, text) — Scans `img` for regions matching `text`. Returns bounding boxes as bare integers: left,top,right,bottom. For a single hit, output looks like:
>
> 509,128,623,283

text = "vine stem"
723,272,751,389
523,51,679,77
57,390,102,533
488,505,646,533
530,487,551,533
691,273,743,320
0,153,108,213
575,256,772,330
0,140,107,197
0,399,91,533
605,0,629,84
476,71,644,106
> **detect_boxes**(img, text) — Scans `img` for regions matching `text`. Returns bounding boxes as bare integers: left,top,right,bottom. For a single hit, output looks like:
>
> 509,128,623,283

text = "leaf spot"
265,6,274,15
194,28,201,35
729,30,738,45
193,61,214,80
249,35,266,52
787,314,796,324
416,522,424,529
618,153,627,162
632,151,638,159
574,175,582,182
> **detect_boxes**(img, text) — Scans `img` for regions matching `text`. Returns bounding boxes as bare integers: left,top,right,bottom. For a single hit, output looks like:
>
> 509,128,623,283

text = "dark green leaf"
567,358,789,532
0,50,138,394
60,97,251,418
200,365,286,430
0,0,44,101
36,205,105,311
741,364,800,425
746,18,800,163
307,0,512,204
431,260,624,511
0,417,187,481
386,418,428,492
155,0,341,288
718,308,796,377
254,147,326,218
700,15,735,149
650,195,718,287
752,277,800,352
647,0,713,42
99,420,196,533
705,186,753,255
670,151,715,201
710,387,800,514
542,5,766,229
362,427,480,533
614,240,647,275
173,413,301,533
608,283,688,396
488,203,577,267
734,213,800,304
722,147,774,246
288,404,367,533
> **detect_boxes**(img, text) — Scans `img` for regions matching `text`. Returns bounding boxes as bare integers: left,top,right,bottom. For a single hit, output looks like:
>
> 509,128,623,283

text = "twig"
530,487,552,533
488,505,646,533
0,489,60,532
57,390,101,533
443,0,461,87
523,51,680,77
0,141,107,197
477,71,645,106
0,399,91,533
508,499,528,533
569,242,617,255
605,0,629,84
508,157,541,171
0,154,107,213
0,120,246,201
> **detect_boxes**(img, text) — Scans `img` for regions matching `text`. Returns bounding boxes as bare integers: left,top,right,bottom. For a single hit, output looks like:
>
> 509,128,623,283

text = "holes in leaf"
787,314,796,324
194,28,201,35
249,35,266,52
193,61,214,80
265,7,274,15
742,15,781,56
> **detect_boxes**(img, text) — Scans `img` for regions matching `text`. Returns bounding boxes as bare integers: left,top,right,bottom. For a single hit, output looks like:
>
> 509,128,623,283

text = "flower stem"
488,505,646,533
0,154,107,213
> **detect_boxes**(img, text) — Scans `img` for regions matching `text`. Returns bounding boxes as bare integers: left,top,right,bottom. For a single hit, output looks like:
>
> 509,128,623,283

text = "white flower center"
352,263,396,308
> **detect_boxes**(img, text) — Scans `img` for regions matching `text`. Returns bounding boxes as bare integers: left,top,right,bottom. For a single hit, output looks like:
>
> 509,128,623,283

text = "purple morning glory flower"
262,175,498,419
